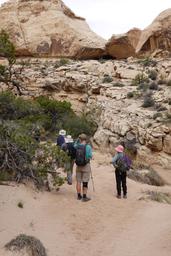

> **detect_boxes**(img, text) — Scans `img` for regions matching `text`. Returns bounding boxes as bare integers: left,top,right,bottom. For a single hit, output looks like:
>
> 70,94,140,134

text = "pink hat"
115,145,124,153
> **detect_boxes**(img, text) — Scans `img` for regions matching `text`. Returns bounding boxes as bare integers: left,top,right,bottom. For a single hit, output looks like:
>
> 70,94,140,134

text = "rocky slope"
5,56,171,168
0,0,106,58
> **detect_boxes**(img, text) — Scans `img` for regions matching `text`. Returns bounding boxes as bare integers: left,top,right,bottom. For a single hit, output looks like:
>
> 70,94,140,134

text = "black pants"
115,169,127,196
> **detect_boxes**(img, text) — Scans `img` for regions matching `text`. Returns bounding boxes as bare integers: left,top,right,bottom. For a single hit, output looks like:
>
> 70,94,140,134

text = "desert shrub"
155,104,167,112
148,70,158,80
149,82,158,90
102,74,113,83
127,91,134,98
142,93,155,108
137,82,149,91
137,57,157,67
167,80,171,86
141,191,171,204
17,201,24,208
5,234,47,256
54,58,70,68
128,168,165,186
153,112,162,120
131,73,149,86
112,82,124,87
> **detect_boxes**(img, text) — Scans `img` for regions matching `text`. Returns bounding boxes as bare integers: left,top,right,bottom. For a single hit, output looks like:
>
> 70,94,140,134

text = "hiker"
74,133,92,202
61,135,76,185
57,129,66,148
112,145,131,199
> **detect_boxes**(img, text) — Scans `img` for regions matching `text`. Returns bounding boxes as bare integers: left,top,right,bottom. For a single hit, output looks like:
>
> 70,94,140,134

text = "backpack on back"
75,144,87,166
116,154,131,173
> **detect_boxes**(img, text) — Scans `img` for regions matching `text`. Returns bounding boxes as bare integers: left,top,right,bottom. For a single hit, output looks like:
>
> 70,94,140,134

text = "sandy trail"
0,153,171,256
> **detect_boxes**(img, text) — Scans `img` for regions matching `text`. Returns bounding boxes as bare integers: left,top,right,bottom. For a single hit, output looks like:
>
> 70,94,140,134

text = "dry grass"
5,234,47,256
140,191,171,204
128,168,165,186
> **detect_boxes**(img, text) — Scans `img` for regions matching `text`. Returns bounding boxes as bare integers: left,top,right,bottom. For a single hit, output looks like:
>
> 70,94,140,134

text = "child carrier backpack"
75,144,87,166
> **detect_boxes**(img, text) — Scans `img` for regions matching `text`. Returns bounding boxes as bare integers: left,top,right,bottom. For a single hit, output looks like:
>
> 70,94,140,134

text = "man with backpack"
74,134,92,202
61,135,76,185
112,145,131,199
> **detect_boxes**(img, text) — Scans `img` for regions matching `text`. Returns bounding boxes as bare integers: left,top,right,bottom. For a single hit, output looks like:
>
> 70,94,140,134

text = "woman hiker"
112,145,131,199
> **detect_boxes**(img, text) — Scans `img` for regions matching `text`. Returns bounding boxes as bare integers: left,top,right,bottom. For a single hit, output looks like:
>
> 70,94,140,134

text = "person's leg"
121,172,127,198
67,160,74,185
115,170,121,198
82,164,91,202
76,167,82,200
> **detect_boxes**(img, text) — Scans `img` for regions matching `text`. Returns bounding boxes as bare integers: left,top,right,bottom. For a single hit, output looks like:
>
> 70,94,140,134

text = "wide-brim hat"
65,135,73,143
115,145,124,153
59,129,66,136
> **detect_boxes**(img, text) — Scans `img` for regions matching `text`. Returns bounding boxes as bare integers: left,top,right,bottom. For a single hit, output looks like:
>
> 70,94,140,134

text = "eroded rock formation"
0,0,106,58
136,9,171,54
106,28,141,59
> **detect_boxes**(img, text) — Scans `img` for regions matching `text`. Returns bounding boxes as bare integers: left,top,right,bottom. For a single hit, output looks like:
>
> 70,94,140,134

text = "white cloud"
0,0,170,39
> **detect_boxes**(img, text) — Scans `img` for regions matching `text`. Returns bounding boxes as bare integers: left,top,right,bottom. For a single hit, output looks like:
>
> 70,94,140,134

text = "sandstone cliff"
106,28,141,59
136,9,171,54
0,0,106,58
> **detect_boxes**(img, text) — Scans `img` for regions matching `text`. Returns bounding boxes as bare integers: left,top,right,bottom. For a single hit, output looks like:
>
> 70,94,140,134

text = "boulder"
136,9,171,54
106,28,141,59
163,135,171,154
0,0,106,59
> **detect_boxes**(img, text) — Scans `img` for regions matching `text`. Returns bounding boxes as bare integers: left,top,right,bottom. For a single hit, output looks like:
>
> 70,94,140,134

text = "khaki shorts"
76,163,91,183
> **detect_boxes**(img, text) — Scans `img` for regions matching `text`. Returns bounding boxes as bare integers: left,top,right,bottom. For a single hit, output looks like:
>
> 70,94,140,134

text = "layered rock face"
136,9,171,54
7,57,171,168
106,28,141,59
0,0,106,58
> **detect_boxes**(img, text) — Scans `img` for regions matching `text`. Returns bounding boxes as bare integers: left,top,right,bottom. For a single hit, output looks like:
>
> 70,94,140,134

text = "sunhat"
79,133,87,141
115,145,124,153
65,135,73,143
59,129,66,136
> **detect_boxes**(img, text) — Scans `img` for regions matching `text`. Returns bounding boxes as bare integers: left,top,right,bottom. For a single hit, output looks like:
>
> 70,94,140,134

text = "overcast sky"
0,0,171,39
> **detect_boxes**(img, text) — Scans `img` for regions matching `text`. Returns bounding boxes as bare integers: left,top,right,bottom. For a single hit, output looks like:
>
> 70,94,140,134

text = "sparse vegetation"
127,91,134,98
131,73,149,86
0,30,26,95
128,166,165,186
17,201,24,208
140,191,171,204
142,93,155,108
148,70,158,80
54,58,70,68
149,82,158,90
112,82,124,87
137,57,157,67
102,74,113,83
0,92,96,187
5,234,47,256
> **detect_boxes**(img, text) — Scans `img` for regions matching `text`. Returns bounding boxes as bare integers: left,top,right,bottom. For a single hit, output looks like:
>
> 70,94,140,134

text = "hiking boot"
82,197,91,202
67,181,72,185
123,195,127,199
116,195,121,199
77,194,82,200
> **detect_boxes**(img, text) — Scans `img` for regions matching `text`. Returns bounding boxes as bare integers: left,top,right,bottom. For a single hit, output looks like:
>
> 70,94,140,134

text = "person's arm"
111,153,119,166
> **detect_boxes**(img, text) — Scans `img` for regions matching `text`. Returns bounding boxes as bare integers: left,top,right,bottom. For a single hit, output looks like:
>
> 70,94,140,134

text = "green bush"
127,91,134,98
142,93,155,108
148,70,158,80
137,57,157,67
102,74,113,83
131,73,149,86
112,82,124,87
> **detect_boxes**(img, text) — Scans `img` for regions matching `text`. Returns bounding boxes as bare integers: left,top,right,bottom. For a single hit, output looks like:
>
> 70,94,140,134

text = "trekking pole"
90,166,95,192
